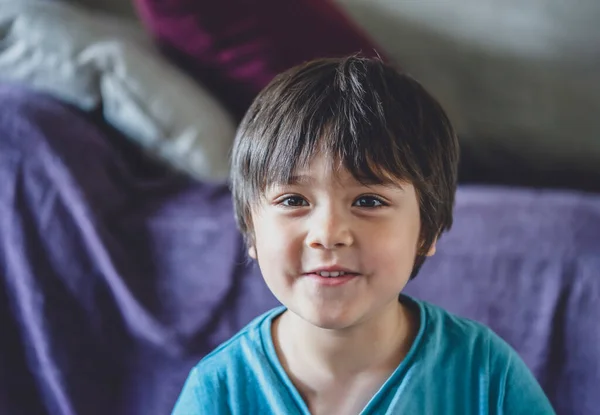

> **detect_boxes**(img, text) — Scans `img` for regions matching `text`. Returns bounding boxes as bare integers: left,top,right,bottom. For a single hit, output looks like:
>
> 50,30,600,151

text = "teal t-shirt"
172,296,555,414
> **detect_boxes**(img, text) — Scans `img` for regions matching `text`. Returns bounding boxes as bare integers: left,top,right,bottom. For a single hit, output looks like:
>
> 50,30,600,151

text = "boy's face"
249,154,435,331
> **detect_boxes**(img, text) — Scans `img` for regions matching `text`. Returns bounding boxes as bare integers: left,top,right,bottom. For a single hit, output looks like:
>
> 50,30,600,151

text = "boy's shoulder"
171,307,289,414
191,306,284,379
409,295,518,366
396,296,555,414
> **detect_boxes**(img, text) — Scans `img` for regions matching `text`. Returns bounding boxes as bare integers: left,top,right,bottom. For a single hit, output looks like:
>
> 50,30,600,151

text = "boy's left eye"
279,196,309,207
353,196,386,208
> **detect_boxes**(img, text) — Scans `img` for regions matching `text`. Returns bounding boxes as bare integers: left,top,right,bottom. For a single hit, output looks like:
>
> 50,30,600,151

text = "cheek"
253,215,303,265
362,216,421,269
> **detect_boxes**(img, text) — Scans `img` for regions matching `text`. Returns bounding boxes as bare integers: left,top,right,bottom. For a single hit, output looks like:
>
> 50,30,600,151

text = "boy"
173,56,554,414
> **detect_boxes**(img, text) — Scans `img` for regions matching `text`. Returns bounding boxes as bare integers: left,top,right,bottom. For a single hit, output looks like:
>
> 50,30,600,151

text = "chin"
299,306,362,331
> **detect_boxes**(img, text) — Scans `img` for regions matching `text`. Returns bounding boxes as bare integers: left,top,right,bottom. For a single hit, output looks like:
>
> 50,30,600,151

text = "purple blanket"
1,84,598,415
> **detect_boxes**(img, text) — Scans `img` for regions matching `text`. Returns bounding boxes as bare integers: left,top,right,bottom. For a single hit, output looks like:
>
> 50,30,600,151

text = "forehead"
270,154,407,189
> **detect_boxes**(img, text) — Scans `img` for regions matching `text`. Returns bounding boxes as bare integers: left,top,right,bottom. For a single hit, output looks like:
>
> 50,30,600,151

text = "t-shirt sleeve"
171,366,228,415
488,332,556,415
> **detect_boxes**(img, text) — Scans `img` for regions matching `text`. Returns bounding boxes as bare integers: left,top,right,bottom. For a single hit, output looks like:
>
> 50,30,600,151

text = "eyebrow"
287,175,314,185
361,181,406,192
276,174,405,191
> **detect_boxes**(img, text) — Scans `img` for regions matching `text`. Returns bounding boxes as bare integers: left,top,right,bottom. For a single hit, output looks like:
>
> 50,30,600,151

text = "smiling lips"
303,267,360,286
314,270,350,278
305,266,359,276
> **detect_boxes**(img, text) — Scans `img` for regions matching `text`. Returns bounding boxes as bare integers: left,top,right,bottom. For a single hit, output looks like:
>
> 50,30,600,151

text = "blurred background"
74,0,600,190
340,0,600,190
0,1,598,415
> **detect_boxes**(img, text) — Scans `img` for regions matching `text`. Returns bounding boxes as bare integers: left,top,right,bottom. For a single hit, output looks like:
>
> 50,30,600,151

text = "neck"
276,300,416,380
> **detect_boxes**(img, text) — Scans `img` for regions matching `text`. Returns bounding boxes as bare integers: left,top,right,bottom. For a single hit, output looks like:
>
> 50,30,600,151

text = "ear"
424,239,437,257
248,245,257,259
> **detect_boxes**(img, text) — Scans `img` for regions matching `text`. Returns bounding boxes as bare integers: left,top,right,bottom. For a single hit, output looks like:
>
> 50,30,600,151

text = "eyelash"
278,195,309,207
276,195,388,209
353,195,388,208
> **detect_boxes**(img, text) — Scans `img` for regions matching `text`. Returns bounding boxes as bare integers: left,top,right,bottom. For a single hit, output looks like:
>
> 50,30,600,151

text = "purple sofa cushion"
0,83,277,415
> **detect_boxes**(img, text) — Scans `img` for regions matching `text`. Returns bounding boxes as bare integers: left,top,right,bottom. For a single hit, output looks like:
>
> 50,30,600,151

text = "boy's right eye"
279,196,309,207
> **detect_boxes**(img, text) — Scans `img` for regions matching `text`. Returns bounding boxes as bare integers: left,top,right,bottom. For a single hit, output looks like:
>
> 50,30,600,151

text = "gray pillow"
0,0,236,181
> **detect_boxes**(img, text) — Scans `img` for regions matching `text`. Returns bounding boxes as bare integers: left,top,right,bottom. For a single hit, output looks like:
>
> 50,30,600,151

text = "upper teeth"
319,271,346,277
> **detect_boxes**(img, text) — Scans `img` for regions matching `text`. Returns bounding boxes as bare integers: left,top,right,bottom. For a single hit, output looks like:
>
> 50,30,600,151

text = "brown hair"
230,56,459,279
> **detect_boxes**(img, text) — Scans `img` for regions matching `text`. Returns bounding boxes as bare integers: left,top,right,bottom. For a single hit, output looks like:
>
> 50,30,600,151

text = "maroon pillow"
134,0,386,120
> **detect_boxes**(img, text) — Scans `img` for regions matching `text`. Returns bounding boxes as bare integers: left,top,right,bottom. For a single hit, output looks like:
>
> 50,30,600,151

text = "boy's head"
231,56,459,282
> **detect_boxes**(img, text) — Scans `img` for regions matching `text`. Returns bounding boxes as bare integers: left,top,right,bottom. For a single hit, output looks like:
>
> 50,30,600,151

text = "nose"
306,204,354,250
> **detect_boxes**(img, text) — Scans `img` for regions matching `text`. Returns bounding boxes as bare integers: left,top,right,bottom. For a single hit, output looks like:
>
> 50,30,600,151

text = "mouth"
309,270,357,278
303,267,360,286
305,266,360,276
